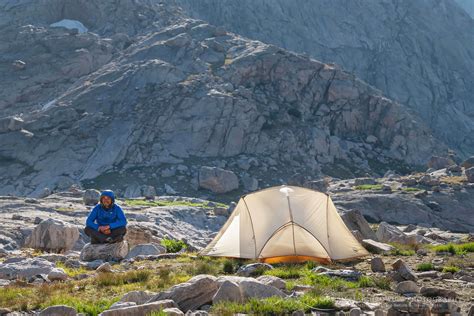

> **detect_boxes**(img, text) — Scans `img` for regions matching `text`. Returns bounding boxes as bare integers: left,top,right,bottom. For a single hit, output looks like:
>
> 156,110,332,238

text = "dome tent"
200,185,369,263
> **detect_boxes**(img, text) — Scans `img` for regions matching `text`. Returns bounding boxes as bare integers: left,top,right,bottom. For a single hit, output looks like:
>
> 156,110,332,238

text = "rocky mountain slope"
176,0,474,156
455,0,474,17
0,0,444,197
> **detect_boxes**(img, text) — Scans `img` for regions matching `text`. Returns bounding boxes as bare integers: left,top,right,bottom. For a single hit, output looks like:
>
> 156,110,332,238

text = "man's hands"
98,225,111,235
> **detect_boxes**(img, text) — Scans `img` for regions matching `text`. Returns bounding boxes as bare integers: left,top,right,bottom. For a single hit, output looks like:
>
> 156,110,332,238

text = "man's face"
101,196,112,207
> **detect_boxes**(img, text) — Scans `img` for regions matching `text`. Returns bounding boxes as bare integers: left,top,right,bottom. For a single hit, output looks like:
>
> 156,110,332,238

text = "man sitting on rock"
85,190,127,244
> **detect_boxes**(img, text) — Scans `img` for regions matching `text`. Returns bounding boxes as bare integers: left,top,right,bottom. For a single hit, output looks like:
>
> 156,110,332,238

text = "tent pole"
286,195,297,256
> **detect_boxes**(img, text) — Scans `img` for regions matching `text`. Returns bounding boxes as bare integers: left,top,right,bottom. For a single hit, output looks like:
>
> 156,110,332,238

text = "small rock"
142,185,156,199
416,271,438,278
387,301,430,316
431,302,461,315
395,280,419,294
371,257,386,272
427,155,455,170
47,268,68,281
313,266,362,281
420,286,457,299
403,224,417,232
83,189,100,205
39,305,77,316
164,184,177,195
461,156,474,169
96,262,112,273
466,167,474,183
362,239,394,253
198,166,239,194
213,207,228,216
392,259,417,281
163,307,184,315
236,263,273,277
12,59,26,70
349,308,362,316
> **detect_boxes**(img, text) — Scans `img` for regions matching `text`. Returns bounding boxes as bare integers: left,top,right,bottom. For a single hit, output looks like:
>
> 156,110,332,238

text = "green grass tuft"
354,184,383,190
263,265,305,279
442,266,460,273
433,242,474,255
96,270,152,287
417,262,435,271
160,238,187,253
211,294,334,315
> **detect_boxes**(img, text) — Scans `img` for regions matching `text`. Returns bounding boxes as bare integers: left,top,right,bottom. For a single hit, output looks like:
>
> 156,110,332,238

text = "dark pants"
84,226,127,244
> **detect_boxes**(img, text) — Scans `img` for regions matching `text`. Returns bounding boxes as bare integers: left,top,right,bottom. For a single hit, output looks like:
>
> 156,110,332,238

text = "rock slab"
80,241,129,262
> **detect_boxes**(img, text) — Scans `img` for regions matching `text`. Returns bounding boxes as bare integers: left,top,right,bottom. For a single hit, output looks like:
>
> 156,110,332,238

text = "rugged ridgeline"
176,0,474,156
0,0,444,197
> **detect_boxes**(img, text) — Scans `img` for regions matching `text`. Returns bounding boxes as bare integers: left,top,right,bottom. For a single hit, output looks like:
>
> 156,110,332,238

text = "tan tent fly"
200,185,369,263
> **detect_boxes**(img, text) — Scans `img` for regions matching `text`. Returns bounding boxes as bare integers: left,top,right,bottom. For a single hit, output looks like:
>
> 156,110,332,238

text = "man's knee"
84,226,95,236
113,226,127,235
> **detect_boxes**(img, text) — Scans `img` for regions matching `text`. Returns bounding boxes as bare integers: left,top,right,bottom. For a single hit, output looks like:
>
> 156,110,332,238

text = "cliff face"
0,0,444,196
455,0,474,17
176,0,474,156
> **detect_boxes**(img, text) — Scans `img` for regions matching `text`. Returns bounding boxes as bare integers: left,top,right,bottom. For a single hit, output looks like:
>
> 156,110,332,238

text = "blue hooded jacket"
86,190,127,230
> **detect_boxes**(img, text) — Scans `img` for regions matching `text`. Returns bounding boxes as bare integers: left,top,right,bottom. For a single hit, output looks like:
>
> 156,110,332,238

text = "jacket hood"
100,190,115,202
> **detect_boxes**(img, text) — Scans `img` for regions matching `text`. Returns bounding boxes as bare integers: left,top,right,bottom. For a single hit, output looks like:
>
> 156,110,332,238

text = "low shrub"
433,242,474,255
442,266,460,273
160,238,187,253
354,184,383,190
96,270,151,287
211,294,334,315
417,262,435,271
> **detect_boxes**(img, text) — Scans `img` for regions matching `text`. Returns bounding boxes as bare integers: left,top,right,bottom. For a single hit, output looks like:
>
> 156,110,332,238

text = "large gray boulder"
125,224,161,248
341,210,377,241
198,166,239,194
239,279,286,301
80,241,129,262
148,275,219,311
212,280,242,304
375,222,423,245
0,258,55,280
25,218,80,252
